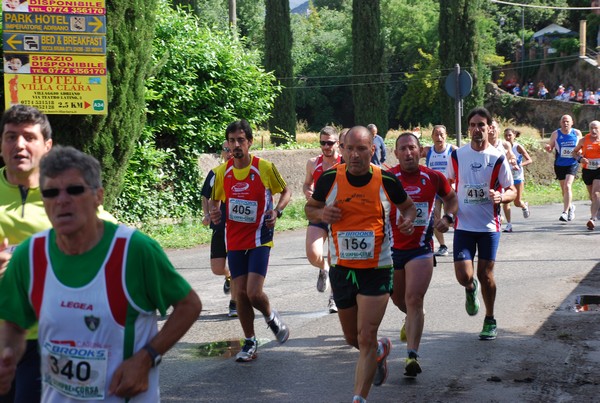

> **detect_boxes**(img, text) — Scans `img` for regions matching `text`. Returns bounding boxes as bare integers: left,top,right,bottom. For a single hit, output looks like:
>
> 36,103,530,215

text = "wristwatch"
143,344,162,367
276,209,283,218
443,214,454,224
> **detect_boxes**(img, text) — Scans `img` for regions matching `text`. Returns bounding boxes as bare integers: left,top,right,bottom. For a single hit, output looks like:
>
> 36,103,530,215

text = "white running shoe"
568,205,576,221
236,338,257,362
503,223,513,233
267,310,289,343
522,202,530,218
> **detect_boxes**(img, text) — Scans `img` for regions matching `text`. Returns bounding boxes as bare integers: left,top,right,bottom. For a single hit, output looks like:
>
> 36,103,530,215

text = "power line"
281,54,584,90
491,0,600,10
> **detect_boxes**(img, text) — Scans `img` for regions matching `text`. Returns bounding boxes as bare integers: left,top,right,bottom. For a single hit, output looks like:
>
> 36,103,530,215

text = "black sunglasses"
320,141,336,146
41,185,91,198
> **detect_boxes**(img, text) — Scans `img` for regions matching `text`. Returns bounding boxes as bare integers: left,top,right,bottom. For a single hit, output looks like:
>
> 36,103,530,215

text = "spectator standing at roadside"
421,125,457,257
502,128,533,232
201,140,237,317
367,123,386,167
545,114,582,222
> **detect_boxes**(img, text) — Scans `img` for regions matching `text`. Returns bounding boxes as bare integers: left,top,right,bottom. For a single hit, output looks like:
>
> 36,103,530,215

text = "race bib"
463,184,490,205
229,198,258,223
587,158,600,170
337,231,375,260
412,202,430,227
560,146,575,158
42,341,108,400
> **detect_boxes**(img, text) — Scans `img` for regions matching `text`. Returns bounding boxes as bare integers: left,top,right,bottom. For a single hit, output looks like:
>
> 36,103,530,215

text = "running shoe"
228,300,238,317
400,322,407,343
568,205,576,221
522,202,530,218
373,338,391,386
352,396,367,403
465,279,480,316
223,276,231,294
316,269,328,293
559,211,568,222
267,310,290,343
434,245,448,257
328,295,338,313
404,357,422,378
479,318,497,340
587,219,595,231
503,223,513,233
236,338,257,362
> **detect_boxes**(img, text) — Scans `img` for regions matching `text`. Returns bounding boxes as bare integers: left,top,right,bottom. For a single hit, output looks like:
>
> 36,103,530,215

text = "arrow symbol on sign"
6,34,22,51
84,101,91,109
89,17,103,33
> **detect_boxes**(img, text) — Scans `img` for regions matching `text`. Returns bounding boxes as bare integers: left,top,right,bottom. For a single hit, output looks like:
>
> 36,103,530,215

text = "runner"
305,126,416,402
389,132,457,377
572,120,600,230
0,146,202,402
502,128,533,232
210,119,291,362
302,126,341,313
201,140,236,316
544,114,582,222
446,107,516,341
422,125,457,257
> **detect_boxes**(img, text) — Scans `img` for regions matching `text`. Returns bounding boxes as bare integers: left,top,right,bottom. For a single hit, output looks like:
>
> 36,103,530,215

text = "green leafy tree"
265,0,296,144
352,0,388,134
47,0,158,209
382,0,440,128
292,2,354,129
439,0,487,136
114,1,279,222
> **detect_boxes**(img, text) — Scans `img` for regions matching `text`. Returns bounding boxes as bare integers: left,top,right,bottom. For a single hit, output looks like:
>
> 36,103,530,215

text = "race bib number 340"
229,198,258,223
337,231,375,260
42,341,108,400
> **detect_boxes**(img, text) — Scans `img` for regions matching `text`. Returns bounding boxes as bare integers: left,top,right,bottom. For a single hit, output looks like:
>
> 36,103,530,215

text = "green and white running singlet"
0,221,192,402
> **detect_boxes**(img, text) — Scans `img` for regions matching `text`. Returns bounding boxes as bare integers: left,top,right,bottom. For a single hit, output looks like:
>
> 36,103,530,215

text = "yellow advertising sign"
4,73,107,114
16,1,106,15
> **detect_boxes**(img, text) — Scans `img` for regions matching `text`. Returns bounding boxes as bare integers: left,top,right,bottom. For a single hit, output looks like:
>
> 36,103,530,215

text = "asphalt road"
160,201,599,402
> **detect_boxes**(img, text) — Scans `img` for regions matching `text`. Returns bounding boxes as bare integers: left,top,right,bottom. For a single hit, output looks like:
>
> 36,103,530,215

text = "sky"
289,0,307,10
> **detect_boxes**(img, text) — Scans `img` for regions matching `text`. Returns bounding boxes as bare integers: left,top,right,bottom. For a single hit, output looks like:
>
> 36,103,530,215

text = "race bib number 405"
337,231,375,260
42,341,108,400
229,198,258,223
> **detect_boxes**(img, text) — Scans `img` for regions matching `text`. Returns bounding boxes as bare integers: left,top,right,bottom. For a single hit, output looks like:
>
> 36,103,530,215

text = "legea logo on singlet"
231,183,250,193
60,301,94,311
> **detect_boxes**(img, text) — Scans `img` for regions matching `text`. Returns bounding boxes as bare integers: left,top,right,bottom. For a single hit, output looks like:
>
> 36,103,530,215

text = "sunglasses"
41,185,91,198
222,147,231,152
320,141,336,146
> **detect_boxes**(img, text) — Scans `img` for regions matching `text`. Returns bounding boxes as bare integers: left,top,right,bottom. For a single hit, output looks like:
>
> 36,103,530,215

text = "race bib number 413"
337,231,375,260
463,184,490,205
41,341,108,400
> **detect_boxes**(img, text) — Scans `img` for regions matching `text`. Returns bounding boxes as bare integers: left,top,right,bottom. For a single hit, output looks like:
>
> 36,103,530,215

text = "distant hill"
291,1,309,15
